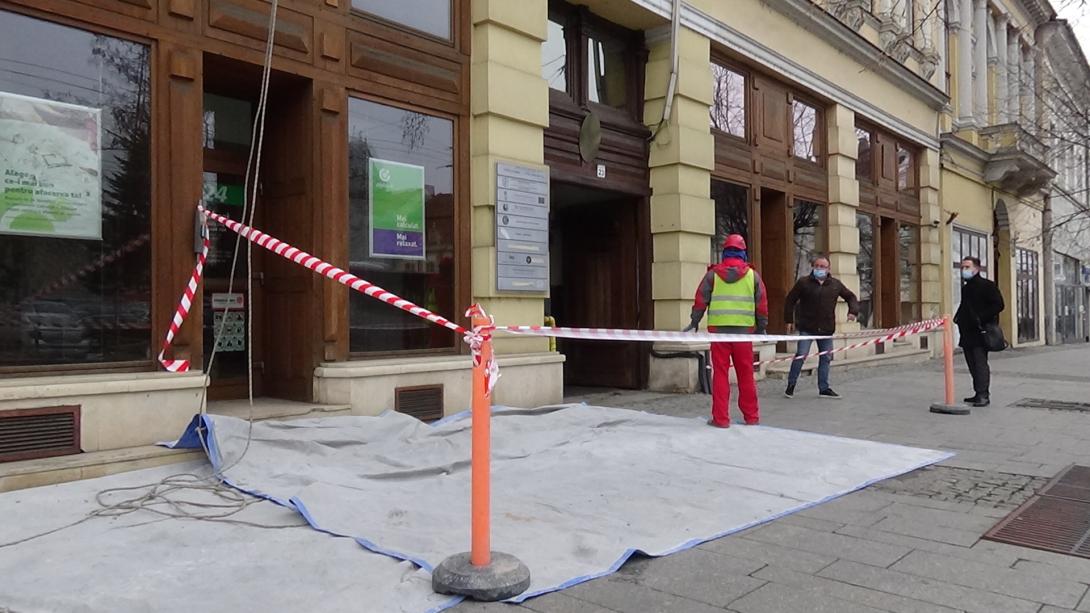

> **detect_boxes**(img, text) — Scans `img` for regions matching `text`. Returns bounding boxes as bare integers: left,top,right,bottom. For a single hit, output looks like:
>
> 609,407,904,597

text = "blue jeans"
787,332,834,392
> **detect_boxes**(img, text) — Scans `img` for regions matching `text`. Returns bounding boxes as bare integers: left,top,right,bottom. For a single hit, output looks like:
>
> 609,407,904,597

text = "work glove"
682,323,698,332
755,326,767,335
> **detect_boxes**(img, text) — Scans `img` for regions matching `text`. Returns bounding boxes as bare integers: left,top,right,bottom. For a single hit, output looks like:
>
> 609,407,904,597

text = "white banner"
0,92,102,240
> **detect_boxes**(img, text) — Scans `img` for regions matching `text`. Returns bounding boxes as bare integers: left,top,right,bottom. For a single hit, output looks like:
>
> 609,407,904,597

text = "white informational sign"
211,293,245,310
496,162,549,292
0,92,102,240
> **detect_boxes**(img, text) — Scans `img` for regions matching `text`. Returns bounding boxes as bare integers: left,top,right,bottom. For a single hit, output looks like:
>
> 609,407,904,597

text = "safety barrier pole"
470,306,492,567
432,305,530,601
930,314,970,415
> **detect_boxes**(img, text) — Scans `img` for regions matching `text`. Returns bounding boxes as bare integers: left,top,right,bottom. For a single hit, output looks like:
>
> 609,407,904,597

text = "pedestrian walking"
953,256,1005,407
782,254,859,400
684,234,768,428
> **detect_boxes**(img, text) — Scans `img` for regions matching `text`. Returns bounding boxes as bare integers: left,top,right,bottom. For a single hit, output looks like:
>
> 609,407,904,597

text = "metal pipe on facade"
659,0,681,127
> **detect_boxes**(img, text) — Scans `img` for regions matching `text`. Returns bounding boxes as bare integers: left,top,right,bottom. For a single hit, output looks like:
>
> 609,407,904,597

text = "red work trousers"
710,341,759,426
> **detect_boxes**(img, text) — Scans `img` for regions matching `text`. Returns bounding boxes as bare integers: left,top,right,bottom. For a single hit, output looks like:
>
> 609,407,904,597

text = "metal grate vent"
984,464,1090,559
1012,398,1090,412
0,406,81,463
395,385,444,423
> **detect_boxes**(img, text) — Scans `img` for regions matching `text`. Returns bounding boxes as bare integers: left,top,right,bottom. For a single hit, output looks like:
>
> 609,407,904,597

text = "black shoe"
784,384,795,399
970,396,990,407
963,395,979,404
819,389,842,400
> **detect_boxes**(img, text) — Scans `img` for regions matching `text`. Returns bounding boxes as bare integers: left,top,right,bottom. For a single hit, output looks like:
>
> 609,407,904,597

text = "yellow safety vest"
707,270,756,327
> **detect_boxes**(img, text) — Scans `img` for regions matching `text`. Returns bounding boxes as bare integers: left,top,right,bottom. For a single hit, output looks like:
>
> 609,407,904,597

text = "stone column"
470,0,550,356
1007,33,1021,121
995,13,1009,123
973,0,989,126
919,149,943,325
644,26,715,391
957,0,975,126
825,105,861,329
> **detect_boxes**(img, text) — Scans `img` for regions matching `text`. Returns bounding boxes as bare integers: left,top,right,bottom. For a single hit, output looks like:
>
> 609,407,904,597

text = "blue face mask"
812,268,829,279
961,269,976,280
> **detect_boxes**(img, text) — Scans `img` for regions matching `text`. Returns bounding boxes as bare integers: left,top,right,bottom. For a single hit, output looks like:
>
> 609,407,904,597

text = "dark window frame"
788,93,824,167
546,1,646,123
344,91,467,359
349,0,459,47
709,60,749,142
0,8,157,375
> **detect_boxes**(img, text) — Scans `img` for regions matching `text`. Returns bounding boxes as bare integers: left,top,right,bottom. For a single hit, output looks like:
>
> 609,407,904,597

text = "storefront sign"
369,158,425,260
0,92,102,240
496,162,549,293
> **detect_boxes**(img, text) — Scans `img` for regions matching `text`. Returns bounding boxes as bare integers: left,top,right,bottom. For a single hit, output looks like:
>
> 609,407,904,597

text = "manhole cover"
1011,398,1090,412
984,464,1090,559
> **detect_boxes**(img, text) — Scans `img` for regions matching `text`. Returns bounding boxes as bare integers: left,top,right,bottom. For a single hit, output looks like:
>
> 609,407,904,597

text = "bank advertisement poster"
369,158,425,260
0,92,102,240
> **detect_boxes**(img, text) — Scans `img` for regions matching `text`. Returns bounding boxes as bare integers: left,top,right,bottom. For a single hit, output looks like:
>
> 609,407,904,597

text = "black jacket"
783,275,860,335
954,274,1004,348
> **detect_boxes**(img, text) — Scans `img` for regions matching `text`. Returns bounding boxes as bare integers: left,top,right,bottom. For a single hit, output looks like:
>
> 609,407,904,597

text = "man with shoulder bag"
953,257,1006,407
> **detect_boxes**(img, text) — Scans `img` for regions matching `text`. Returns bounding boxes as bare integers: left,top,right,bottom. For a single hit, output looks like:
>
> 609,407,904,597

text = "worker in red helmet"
683,234,768,427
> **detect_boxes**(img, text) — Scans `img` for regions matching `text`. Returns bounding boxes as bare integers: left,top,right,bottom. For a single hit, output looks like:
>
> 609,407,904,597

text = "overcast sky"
1058,0,1090,55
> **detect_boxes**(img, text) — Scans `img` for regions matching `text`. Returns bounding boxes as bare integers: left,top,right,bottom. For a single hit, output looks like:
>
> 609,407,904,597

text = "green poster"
0,92,102,240
369,158,425,259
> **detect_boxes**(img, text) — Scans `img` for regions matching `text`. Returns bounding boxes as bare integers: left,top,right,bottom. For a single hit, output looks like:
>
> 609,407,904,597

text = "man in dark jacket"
783,254,860,399
953,256,1004,407
684,234,768,428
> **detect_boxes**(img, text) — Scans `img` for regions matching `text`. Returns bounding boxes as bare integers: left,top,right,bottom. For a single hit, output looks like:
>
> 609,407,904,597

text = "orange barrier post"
930,314,970,415
470,307,492,567
433,304,530,601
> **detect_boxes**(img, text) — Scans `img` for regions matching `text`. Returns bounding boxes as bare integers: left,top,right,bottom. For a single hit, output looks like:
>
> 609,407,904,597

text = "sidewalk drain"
1011,398,1090,412
984,465,1090,559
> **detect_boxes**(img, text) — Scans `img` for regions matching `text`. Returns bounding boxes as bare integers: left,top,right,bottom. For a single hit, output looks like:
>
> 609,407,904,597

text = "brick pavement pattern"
455,344,1090,613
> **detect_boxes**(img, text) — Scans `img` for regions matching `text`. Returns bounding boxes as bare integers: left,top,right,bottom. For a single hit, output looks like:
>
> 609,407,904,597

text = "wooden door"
258,79,316,401
557,200,641,389
759,188,790,333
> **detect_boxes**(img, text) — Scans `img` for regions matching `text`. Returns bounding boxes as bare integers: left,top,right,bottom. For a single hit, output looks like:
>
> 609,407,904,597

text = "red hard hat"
723,234,747,251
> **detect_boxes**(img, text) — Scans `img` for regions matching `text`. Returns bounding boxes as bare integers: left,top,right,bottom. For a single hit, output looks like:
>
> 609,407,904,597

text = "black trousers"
963,346,990,397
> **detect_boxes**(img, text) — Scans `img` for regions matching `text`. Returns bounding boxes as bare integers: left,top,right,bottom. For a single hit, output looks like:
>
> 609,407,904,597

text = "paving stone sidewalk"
455,343,1090,613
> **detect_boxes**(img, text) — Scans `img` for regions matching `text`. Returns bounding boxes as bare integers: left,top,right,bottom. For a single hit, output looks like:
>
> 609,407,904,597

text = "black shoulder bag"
967,299,1008,353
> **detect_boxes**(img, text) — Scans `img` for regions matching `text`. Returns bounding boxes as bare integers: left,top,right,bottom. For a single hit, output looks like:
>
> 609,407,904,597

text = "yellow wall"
688,0,938,139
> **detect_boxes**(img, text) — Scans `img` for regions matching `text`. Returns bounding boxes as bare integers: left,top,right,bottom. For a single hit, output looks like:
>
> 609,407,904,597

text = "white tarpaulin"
0,461,458,613
171,404,952,603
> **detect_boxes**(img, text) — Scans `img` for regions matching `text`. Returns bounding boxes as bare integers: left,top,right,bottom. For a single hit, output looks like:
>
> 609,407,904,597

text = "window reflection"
711,64,745,138
792,100,819,162
897,144,915,190
856,213,875,328
0,11,151,367
351,0,451,40
1016,248,1039,343
542,18,567,92
899,223,920,323
793,200,824,280
587,35,626,108
348,98,456,353
711,180,748,262
856,127,873,182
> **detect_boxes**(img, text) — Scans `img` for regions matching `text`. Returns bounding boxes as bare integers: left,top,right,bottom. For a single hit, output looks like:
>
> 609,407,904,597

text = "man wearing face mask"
953,257,1004,407
783,254,860,399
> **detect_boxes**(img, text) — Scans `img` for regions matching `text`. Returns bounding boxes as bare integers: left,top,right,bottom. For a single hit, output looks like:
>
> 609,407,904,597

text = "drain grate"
1011,398,1090,412
984,464,1090,559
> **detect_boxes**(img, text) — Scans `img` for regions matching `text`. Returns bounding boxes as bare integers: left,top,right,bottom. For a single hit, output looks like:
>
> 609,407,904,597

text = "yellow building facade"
472,0,951,395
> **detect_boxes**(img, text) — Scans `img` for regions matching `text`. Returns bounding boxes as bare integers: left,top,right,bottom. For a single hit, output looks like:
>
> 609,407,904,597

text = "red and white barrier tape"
160,209,945,396
158,218,209,373
465,304,499,397
753,318,943,367
199,206,467,337
496,326,828,343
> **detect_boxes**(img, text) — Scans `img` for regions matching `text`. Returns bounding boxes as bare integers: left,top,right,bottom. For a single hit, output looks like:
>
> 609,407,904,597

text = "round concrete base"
930,403,971,415
432,551,531,601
